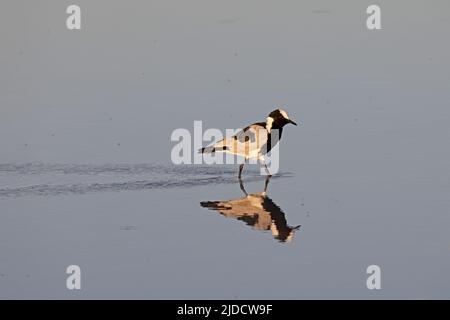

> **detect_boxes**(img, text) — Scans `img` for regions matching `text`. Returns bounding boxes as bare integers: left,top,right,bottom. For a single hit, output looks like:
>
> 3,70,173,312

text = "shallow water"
0,163,289,197
1,162,449,299
1,1,450,299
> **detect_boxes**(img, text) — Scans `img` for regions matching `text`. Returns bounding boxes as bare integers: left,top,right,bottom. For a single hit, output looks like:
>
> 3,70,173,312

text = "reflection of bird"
200,177,300,243
199,109,297,178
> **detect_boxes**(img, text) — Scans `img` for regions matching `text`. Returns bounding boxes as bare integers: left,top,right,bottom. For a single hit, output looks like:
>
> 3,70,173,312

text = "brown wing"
205,123,268,159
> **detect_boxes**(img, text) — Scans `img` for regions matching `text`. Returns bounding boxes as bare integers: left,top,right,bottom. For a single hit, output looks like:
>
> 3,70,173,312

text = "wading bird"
199,109,297,179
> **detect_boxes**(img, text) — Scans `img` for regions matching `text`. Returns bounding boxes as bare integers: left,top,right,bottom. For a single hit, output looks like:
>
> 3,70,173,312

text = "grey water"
1,1,450,299
0,163,289,197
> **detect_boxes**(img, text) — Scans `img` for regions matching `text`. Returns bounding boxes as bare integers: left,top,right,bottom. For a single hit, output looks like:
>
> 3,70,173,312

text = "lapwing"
199,109,297,178
200,177,300,243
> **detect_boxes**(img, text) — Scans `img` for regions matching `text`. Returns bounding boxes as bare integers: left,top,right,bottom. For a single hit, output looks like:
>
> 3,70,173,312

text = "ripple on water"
0,163,291,198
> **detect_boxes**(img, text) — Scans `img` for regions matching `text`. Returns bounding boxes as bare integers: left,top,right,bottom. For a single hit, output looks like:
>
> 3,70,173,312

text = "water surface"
1,0,449,299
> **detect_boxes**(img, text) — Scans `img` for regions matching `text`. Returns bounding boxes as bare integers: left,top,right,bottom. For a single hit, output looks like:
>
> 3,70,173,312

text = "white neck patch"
266,116,274,133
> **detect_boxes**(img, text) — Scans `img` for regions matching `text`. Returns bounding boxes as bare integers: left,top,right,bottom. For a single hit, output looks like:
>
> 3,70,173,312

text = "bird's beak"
288,119,298,126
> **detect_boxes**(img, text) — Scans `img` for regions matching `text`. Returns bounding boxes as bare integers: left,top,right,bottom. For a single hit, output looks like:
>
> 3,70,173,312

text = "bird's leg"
238,163,245,179
239,176,248,196
238,163,248,196
263,174,272,193
264,163,271,177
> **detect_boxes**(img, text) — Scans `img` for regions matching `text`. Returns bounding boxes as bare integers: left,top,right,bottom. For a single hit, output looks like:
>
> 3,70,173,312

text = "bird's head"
267,108,298,129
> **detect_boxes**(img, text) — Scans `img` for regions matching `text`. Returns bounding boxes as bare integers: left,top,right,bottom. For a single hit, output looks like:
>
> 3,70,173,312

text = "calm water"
1,1,450,299
0,161,449,299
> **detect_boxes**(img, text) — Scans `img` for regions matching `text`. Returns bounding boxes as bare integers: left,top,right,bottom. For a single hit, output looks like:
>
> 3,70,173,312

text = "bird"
199,109,297,178
200,176,300,243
